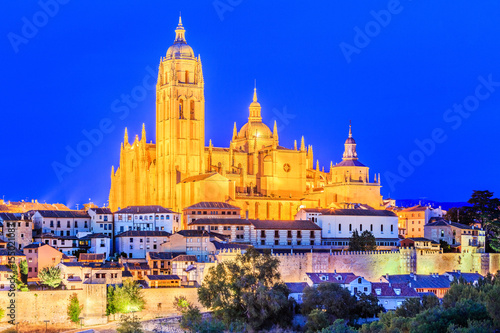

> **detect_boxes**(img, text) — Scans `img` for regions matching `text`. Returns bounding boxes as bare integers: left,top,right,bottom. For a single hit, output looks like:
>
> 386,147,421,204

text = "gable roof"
171,254,197,262
320,209,397,217
0,212,25,221
444,271,483,283
184,202,241,210
35,210,90,218
401,205,430,212
371,282,419,297
115,230,172,237
146,274,181,280
115,206,175,214
250,219,321,230
188,218,251,226
285,282,309,294
212,241,250,250
79,253,105,261
306,272,358,284
384,274,452,289
88,208,112,214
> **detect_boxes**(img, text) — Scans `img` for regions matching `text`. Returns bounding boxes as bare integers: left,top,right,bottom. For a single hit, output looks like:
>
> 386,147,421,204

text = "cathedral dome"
238,121,272,139
166,43,194,59
345,137,356,144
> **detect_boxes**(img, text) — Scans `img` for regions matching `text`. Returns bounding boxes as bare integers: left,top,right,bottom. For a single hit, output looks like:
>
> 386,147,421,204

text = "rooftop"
115,230,172,237
146,274,181,280
307,272,359,284
35,210,90,218
184,202,241,210
115,205,175,214
88,207,112,214
250,219,321,230
188,218,251,226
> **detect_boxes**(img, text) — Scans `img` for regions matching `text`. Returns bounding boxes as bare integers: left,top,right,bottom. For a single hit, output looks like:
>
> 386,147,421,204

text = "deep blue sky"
2,1,500,208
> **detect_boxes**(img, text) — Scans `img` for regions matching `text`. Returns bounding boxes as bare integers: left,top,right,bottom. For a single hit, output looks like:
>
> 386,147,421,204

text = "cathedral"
108,17,384,221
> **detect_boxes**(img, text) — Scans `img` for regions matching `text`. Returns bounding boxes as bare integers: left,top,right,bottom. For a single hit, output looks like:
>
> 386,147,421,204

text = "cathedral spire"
174,13,186,44
300,136,305,152
273,120,278,141
124,127,129,145
233,122,238,140
141,123,146,142
248,84,262,122
294,140,297,151
342,122,358,160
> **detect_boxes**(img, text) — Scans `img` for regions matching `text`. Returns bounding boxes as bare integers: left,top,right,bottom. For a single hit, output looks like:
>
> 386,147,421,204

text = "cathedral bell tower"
156,16,205,208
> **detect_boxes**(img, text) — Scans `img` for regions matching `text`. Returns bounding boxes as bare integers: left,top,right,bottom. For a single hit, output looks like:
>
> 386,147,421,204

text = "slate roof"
89,208,112,214
115,231,171,238
402,238,439,244
371,282,419,297
180,172,220,183
23,242,59,250
384,274,452,289
146,274,180,280
321,209,397,217
0,265,12,272
0,249,25,256
212,241,250,250
122,270,133,278
426,219,450,227
148,252,185,260
79,253,105,261
334,160,366,167
184,202,241,210
0,212,24,221
175,230,229,239
306,272,358,284
115,206,175,214
285,282,309,294
61,261,122,269
80,233,111,239
444,271,483,283
36,233,78,240
123,262,150,270
188,218,251,226
401,205,430,212
450,222,475,230
171,255,197,262
35,210,90,218
250,219,321,230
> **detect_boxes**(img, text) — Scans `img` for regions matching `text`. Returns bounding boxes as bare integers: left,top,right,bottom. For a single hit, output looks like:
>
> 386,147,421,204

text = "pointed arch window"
179,99,184,119
190,100,195,120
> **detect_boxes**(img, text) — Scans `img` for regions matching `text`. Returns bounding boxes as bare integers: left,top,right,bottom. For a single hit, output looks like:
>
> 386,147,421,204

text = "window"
75,221,78,228
360,224,363,231
349,224,352,232
130,238,133,243
381,225,384,233
370,224,373,232
274,230,279,238
339,224,342,232
358,278,362,283
287,231,292,238
310,231,315,239
274,240,279,245
261,230,265,238
297,231,302,238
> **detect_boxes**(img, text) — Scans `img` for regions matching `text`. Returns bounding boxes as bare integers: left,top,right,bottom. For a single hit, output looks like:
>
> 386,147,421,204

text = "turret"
141,123,146,142
300,136,305,152
124,127,129,146
233,122,238,140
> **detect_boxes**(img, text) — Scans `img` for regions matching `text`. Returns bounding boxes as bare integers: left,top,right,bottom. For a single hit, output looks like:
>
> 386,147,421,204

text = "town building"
79,233,112,258
0,265,13,291
0,212,33,249
115,230,171,258
399,238,441,253
122,261,151,280
285,282,309,304
248,219,322,248
187,218,250,242
146,251,185,275
108,17,386,220
87,207,113,237
424,219,485,253
303,209,399,249
160,230,228,262
57,261,123,289
306,272,372,295
23,243,64,281
370,282,420,310
183,201,241,227
79,253,106,263
145,274,181,288
32,210,91,236
114,206,180,235
397,205,444,238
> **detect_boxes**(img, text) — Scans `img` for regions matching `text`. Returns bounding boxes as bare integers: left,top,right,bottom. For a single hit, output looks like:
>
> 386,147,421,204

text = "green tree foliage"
38,266,62,289
67,293,83,324
107,280,145,316
116,314,143,333
355,292,384,318
7,262,26,290
394,294,439,318
319,319,357,333
306,309,330,333
19,259,28,275
302,283,358,323
349,230,377,251
439,240,453,253
197,247,294,330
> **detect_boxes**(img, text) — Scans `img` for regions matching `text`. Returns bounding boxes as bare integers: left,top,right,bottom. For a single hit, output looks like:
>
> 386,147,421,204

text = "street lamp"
79,316,84,329
43,320,49,333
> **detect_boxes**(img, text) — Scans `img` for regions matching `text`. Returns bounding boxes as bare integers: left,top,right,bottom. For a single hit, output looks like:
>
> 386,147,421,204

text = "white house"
114,206,181,235
371,282,420,310
87,208,113,237
115,230,171,258
306,272,372,295
32,210,91,236
299,208,399,249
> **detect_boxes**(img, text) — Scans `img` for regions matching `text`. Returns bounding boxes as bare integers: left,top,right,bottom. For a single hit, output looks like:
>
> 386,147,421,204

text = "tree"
198,247,293,330
116,314,143,333
439,240,453,253
107,280,145,316
302,283,358,323
306,309,330,333
354,292,384,318
38,266,62,289
320,319,358,333
67,293,83,324
349,230,377,251
19,259,28,275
